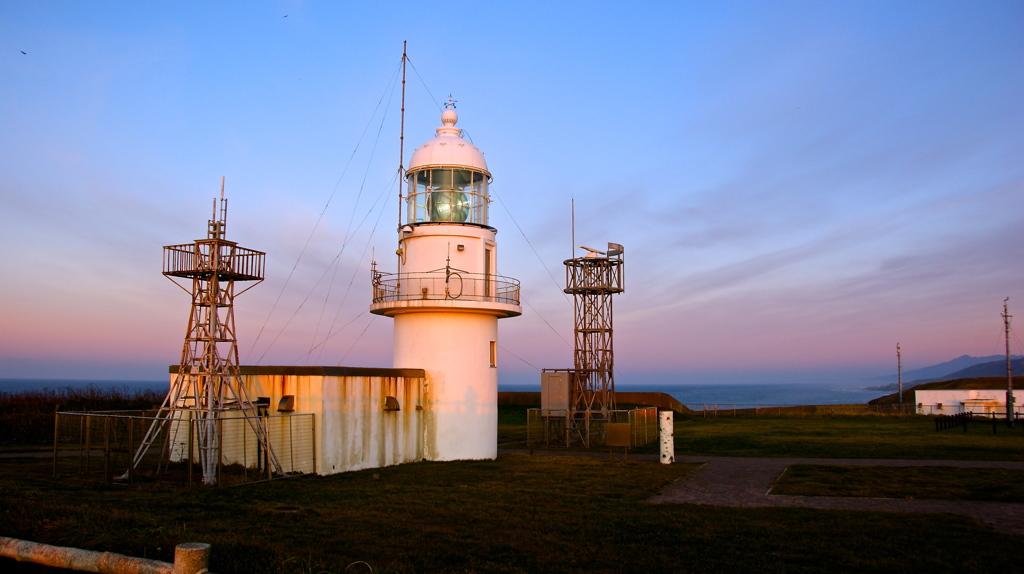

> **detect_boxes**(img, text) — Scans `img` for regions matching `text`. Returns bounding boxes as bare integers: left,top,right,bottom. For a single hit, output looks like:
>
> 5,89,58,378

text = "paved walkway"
501,449,1024,535
648,455,1024,535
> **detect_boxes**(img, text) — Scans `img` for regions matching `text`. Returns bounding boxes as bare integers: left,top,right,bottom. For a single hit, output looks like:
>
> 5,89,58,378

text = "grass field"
2,452,1022,574
3,402,1024,573
772,464,1024,502
670,414,1024,460
500,405,1024,460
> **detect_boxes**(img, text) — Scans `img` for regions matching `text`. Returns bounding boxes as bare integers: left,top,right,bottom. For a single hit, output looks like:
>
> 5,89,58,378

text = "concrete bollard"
659,411,674,464
173,542,211,574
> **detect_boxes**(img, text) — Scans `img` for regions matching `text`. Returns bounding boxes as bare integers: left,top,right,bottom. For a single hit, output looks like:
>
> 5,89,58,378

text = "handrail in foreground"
0,536,211,574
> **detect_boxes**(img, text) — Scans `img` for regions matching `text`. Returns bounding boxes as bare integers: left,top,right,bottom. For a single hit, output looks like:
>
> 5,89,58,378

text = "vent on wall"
384,396,401,411
277,395,295,413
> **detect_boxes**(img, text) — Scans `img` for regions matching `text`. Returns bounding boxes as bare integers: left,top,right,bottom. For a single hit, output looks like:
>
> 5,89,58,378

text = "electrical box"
541,371,572,411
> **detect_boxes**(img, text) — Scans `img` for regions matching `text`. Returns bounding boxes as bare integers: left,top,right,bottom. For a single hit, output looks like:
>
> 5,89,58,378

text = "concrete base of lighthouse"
394,312,499,461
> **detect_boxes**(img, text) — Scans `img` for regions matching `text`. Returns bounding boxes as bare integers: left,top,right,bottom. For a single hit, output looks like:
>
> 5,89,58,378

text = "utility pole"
1004,298,1014,428
897,342,902,414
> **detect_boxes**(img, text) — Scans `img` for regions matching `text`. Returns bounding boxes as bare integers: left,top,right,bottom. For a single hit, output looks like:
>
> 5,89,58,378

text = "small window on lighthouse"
489,341,497,368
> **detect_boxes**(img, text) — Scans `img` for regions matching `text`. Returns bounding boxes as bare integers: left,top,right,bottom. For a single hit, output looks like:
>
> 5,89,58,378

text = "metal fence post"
187,411,194,489
266,417,273,483
217,416,223,487
52,413,59,478
310,414,317,475
103,417,110,484
289,415,295,473
84,416,92,475
127,418,134,485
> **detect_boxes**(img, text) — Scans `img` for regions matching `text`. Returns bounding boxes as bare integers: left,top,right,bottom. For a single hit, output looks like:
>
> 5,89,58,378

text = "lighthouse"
370,104,521,461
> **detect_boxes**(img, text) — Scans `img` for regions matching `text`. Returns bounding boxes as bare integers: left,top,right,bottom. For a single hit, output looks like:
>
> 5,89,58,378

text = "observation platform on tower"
564,244,624,295
163,240,265,282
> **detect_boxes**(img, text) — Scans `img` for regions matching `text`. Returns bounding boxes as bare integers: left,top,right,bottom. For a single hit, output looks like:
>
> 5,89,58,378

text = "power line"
314,172,397,362
245,59,403,363
406,57,443,112
306,73,402,361
498,343,539,370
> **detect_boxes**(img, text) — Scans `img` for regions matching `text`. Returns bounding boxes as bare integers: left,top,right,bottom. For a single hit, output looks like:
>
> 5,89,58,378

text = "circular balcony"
370,270,521,317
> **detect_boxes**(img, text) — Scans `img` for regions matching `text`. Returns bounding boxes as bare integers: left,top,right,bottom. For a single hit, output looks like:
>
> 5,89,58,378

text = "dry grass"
3,453,1023,573
0,386,163,445
772,464,1024,502
2,394,1024,573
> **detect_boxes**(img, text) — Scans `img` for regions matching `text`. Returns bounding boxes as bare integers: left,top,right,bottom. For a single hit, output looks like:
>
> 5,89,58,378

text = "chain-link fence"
526,407,657,448
53,411,314,487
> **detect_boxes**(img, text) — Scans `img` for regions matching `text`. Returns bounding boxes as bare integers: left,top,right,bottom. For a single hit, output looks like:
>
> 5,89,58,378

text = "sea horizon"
0,377,890,407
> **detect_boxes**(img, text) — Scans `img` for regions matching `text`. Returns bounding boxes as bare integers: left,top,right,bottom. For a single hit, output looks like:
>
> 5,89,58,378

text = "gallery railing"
372,270,520,306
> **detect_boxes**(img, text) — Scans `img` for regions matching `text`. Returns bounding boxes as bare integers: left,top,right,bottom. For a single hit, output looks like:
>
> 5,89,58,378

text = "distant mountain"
869,375,1024,406
864,355,1023,391
941,357,1024,380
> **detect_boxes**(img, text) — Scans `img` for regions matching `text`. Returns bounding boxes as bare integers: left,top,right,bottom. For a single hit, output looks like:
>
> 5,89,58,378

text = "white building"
915,389,1023,416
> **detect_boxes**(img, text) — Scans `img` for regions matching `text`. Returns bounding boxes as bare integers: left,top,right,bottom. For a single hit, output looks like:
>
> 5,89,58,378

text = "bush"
0,386,164,445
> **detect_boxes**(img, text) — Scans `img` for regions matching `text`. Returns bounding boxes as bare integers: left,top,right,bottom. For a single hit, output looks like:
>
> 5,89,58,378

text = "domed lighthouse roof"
408,108,490,175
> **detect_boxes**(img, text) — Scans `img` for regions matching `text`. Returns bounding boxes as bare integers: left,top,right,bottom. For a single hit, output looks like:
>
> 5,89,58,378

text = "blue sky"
1,1,1021,385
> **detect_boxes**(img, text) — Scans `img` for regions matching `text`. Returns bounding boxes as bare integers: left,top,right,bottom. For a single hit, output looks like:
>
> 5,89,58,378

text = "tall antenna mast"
397,41,407,244
1004,298,1014,427
571,197,575,259
897,342,902,414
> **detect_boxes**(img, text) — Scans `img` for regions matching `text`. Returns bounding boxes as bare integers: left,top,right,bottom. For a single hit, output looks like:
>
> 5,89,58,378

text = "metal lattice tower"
564,243,624,414
129,179,279,485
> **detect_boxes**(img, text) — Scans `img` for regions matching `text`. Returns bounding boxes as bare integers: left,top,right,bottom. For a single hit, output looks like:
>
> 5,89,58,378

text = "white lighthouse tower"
370,104,521,461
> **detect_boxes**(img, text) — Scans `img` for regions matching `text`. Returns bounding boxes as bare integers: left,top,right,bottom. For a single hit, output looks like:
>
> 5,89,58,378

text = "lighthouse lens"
405,167,487,224
429,191,470,222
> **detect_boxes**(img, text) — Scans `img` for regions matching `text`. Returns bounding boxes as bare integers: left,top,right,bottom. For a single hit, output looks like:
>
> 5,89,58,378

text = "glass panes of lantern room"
406,168,490,225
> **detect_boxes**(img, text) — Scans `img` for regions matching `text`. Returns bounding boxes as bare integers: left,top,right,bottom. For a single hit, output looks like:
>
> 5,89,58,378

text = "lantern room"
405,107,492,227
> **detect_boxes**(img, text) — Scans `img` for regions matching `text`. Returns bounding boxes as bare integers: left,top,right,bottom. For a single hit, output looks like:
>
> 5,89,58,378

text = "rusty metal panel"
605,423,632,447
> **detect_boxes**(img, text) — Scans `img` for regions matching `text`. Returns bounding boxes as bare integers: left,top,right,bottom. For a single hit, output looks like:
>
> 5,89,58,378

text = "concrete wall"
171,366,426,476
237,367,425,475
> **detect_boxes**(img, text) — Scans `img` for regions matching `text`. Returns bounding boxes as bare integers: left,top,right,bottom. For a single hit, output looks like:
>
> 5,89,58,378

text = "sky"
1,1,1022,386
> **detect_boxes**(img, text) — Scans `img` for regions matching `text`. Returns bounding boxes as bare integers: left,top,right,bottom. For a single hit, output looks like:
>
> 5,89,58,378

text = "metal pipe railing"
372,270,520,305
0,537,211,574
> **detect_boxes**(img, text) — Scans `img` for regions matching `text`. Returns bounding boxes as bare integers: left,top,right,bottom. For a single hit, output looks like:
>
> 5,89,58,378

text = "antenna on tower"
897,342,902,414
125,180,275,485
571,197,575,259
564,239,624,443
1004,297,1014,427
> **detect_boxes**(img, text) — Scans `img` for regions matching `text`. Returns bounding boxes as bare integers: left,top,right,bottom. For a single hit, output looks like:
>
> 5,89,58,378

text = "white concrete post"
659,410,674,464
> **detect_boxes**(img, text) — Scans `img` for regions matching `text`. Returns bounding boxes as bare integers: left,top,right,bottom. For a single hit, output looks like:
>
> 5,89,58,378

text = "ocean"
500,381,887,408
0,378,888,407
0,379,169,394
